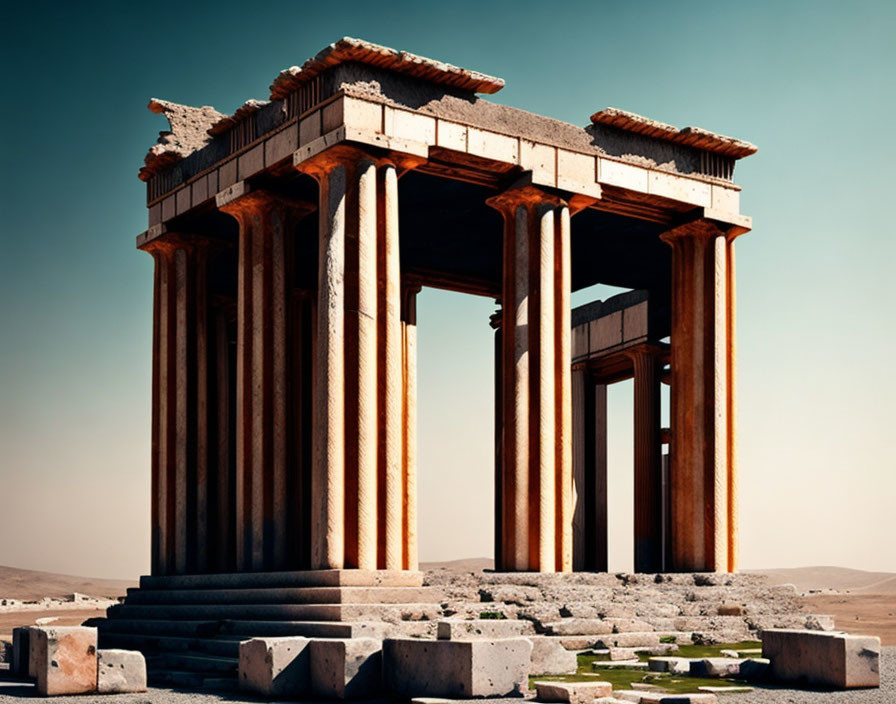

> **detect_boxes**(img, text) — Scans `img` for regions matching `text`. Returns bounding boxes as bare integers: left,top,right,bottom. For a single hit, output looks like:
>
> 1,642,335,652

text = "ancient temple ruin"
134,37,754,581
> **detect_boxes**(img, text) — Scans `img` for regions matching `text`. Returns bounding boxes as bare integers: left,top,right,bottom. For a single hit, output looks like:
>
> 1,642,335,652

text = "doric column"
661,219,737,572
571,370,608,572
726,238,738,572
629,348,662,573
142,233,216,576
402,283,421,571
218,186,312,572
488,184,573,572
297,147,416,570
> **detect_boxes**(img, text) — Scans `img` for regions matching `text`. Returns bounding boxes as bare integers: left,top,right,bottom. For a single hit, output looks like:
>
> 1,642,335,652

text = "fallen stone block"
11,627,33,678
384,637,531,698
437,618,532,640
698,685,754,693
597,632,661,648
558,636,600,651
528,636,577,675
593,660,648,669
97,649,147,694
615,691,718,703
534,680,613,703
239,637,310,697
738,658,769,680
647,656,691,674
547,618,614,636
689,657,744,677
762,628,880,688
310,637,381,699
32,626,97,696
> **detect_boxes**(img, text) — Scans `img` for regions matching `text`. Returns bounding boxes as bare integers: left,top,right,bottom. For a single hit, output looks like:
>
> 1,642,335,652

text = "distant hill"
0,565,136,601
420,557,494,572
748,566,896,594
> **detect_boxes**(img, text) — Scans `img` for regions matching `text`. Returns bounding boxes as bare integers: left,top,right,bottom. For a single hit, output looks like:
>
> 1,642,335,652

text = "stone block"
616,692,718,703
310,637,381,699
265,126,299,166
383,638,531,698
299,111,322,144
437,619,532,640
557,149,599,198
322,99,345,134
238,144,264,180
762,629,879,688
738,658,769,680
432,120,466,151
711,185,739,213
647,170,712,208
97,649,147,693
32,626,97,696
467,127,519,164
520,140,556,186
648,656,691,674
591,312,622,352
546,618,614,636
11,627,32,678
622,303,648,341
527,636,577,675
175,185,191,215
598,157,648,192
689,657,744,677
387,108,436,144
239,636,310,697
534,680,613,703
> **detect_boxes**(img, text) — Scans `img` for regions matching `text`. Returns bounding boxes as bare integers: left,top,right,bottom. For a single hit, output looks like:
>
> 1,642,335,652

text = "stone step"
97,617,430,639
140,569,423,591
100,633,241,658
107,602,442,622
147,668,238,690
124,585,439,606
146,653,237,675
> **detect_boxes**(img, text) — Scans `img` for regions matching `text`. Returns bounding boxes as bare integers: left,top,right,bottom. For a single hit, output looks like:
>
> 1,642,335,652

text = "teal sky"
1,1,894,579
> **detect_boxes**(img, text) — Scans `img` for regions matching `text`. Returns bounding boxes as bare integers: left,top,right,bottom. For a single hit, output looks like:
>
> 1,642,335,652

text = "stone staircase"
92,570,441,689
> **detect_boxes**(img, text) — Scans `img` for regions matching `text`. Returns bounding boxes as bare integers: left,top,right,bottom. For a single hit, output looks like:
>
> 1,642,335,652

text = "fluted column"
218,187,312,572
661,219,735,572
488,184,573,572
142,234,215,576
298,147,415,570
630,348,662,573
401,284,421,571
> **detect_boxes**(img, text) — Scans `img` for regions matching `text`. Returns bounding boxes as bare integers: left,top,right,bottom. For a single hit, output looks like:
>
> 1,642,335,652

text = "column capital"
485,177,568,214
216,181,314,221
295,144,423,181
660,210,751,246
139,230,224,256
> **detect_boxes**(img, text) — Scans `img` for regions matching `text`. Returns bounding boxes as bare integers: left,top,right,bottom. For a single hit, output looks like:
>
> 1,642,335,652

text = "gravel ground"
0,647,892,703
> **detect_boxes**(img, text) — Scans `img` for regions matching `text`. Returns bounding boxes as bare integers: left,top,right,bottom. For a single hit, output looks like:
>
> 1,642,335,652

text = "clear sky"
1,1,893,580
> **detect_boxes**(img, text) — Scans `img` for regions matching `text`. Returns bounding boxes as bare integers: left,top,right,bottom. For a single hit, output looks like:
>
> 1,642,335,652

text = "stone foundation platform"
91,569,832,689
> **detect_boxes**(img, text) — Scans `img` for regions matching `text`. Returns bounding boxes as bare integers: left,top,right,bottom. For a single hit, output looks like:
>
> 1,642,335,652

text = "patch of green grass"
674,640,761,659
478,611,507,620
529,641,762,695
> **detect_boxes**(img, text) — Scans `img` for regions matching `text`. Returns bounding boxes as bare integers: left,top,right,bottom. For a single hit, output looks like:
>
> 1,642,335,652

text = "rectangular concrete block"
239,636,310,697
384,638,532,698
527,636,577,675
762,629,880,689
387,108,436,144
534,680,613,703
310,637,381,699
467,127,519,164
437,619,532,640
32,626,97,696
648,170,712,207
97,649,147,693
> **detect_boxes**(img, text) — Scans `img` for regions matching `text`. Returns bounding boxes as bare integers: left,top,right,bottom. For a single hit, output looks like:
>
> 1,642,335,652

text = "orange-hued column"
402,284,421,571
631,348,662,573
662,220,734,572
219,190,312,572
298,148,415,570
726,237,738,572
488,185,573,573
142,234,215,576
